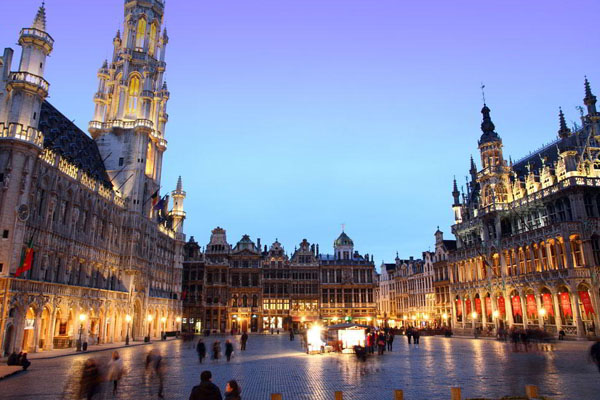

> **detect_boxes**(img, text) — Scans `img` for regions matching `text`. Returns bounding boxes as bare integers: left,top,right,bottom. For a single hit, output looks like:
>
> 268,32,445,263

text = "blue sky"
2,0,599,266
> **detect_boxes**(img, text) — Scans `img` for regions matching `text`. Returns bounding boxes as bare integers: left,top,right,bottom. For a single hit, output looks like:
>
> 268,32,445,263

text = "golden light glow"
127,75,141,114
366,317,372,322
442,313,448,320
492,310,499,318
403,315,408,320
136,18,147,49
176,316,182,323
423,314,429,320
411,315,416,320
538,308,547,317
471,312,478,319
125,314,132,322
79,313,87,322
307,325,324,352
161,316,167,323
147,314,153,322
149,23,157,57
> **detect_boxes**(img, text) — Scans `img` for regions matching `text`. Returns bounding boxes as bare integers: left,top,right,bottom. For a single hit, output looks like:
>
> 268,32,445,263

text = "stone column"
534,289,544,329
32,310,42,352
570,286,585,337
552,290,563,333
47,306,57,350
519,291,528,327
505,289,514,327
481,294,488,327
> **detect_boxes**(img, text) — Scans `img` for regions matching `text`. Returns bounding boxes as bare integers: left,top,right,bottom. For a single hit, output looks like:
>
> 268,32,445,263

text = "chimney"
257,238,261,250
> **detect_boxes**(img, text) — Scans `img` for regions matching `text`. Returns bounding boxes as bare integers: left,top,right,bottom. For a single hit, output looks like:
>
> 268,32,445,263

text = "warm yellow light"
423,314,429,320
147,315,153,322
471,312,478,319
161,316,166,323
403,315,408,320
307,325,324,352
125,314,132,322
389,319,395,324
411,315,416,320
366,317,372,322
79,314,87,322
538,308,547,317
492,310,499,318
301,317,305,322
442,313,448,320
176,316,182,323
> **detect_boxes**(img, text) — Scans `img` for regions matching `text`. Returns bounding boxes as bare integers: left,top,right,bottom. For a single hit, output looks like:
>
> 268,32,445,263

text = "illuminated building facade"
0,1,184,355
448,86,600,337
432,229,455,326
182,231,377,332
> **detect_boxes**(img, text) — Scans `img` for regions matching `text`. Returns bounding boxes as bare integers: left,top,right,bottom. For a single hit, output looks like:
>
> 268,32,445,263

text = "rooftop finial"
558,107,571,139
176,175,183,192
584,76,597,114
33,1,47,31
481,82,486,105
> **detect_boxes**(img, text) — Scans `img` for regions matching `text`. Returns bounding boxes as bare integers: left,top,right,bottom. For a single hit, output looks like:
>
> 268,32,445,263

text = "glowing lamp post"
146,314,153,342
306,324,324,354
442,313,448,327
77,313,87,352
125,314,132,345
539,308,547,331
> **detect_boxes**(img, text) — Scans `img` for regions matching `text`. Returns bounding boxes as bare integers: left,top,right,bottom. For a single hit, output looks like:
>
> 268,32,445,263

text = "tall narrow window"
127,76,141,114
149,23,157,57
145,141,155,177
136,18,147,50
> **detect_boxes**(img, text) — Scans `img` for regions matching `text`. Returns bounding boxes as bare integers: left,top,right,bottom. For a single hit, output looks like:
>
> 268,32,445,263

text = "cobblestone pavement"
1,334,598,399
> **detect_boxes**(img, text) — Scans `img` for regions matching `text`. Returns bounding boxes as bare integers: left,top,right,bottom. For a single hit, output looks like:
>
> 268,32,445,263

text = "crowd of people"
6,351,30,370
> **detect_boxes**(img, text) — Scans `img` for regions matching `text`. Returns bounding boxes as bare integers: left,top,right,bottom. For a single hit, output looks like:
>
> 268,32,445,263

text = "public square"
1,334,598,399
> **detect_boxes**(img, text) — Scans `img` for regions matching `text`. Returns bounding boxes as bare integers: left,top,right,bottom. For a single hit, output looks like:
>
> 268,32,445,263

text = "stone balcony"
7,71,49,96
0,122,44,149
19,27,54,53
10,278,129,301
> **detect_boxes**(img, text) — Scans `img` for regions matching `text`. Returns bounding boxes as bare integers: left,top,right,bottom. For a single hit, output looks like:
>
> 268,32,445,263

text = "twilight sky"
2,0,599,266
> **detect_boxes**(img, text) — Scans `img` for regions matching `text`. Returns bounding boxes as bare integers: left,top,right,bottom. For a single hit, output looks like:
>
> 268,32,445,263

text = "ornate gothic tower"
170,176,186,237
89,0,169,215
0,4,53,274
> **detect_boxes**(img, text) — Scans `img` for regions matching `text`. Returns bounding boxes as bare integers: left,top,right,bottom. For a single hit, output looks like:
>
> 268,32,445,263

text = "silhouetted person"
590,341,600,373
145,349,165,398
189,370,222,400
225,340,234,362
197,339,207,363
224,379,241,400
240,332,248,351
79,358,101,400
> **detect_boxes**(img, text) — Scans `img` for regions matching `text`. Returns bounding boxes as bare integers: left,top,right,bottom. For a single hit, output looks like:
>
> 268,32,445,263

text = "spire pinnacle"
452,176,461,206
176,176,183,192
558,107,571,139
33,1,47,31
584,76,597,114
478,103,501,145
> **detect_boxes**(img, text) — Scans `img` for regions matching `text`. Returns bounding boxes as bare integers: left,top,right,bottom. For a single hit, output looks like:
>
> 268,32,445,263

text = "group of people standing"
189,370,241,400
405,327,421,344
364,330,395,355
196,332,249,363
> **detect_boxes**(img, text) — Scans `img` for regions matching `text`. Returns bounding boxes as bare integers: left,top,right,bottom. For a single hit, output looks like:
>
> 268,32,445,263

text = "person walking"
240,332,248,351
212,341,221,361
224,380,242,400
189,370,223,400
590,341,600,373
406,327,413,344
387,332,394,351
289,328,295,341
197,339,207,363
413,328,420,344
79,358,101,400
225,340,234,362
145,349,165,399
107,351,125,395
377,332,386,355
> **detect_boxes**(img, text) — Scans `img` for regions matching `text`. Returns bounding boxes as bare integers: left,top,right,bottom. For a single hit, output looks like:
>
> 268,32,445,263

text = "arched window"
252,295,258,307
242,295,248,307
496,183,508,203
483,186,494,206
127,76,141,114
149,23,157,57
136,18,147,49
145,141,155,177
570,235,584,267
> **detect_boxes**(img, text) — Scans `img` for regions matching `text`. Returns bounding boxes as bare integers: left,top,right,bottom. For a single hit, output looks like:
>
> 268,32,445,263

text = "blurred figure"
240,332,248,351
590,341,600,373
225,340,234,362
224,379,241,400
145,349,165,398
386,332,394,351
17,352,30,370
79,358,101,400
107,351,125,395
289,328,295,341
212,340,221,361
189,370,222,400
197,339,207,363
6,351,18,366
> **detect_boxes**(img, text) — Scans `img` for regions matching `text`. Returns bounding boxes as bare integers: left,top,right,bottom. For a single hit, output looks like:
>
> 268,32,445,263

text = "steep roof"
39,101,112,188
334,232,354,247
443,240,457,251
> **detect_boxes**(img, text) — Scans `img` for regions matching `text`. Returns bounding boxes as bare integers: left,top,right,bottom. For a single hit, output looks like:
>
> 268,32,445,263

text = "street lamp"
125,314,131,345
77,313,87,352
538,308,547,331
146,314,153,342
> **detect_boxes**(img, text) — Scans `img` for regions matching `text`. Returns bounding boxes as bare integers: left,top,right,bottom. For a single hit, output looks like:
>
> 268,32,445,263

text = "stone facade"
447,85,600,338
0,1,184,355
182,230,377,333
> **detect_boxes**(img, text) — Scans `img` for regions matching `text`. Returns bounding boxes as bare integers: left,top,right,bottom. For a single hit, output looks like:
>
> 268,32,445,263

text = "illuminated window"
136,18,147,49
145,141,155,177
149,23,157,57
127,76,141,114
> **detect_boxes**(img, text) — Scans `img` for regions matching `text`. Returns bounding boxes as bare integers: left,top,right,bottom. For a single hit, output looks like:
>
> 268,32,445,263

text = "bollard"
334,391,343,400
394,389,404,400
525,385,539,399
271,394,283,400
450,387,461,400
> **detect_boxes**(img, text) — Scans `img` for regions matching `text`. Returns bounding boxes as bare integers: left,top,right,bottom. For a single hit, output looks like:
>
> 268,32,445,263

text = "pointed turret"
584,76,597,115
478,104,501,145
469,155,477,180
171,176,186,236
452,177,461,206
558,107,571,139
32,2,47,31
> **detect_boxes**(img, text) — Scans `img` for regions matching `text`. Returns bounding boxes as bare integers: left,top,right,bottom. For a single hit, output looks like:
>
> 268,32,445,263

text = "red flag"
15,237,34,277
475,298,482,315
579,291,594,316
485,297,492,317
542,293,554,316
498,296,506,316
526,294,537,317
559,292,573,317
511,295,523,316
456,299,462,316
465,299,472,315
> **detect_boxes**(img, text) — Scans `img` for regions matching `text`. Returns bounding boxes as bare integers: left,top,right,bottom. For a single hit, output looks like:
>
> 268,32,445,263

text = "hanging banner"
559,292,573,317
526,294,537,317
578,291,595,316
512,295,523,316
456,299,462,316
465,299,472,315
542,293,554,316
498,296,506,316
475,298,482,315
485,297,492,316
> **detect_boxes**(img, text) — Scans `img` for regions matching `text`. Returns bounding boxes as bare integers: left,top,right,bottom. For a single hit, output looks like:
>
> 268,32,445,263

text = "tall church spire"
584,76,597,115
558,107,571,139
32,2,47,31
478,103,501,145
452,177,461,207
